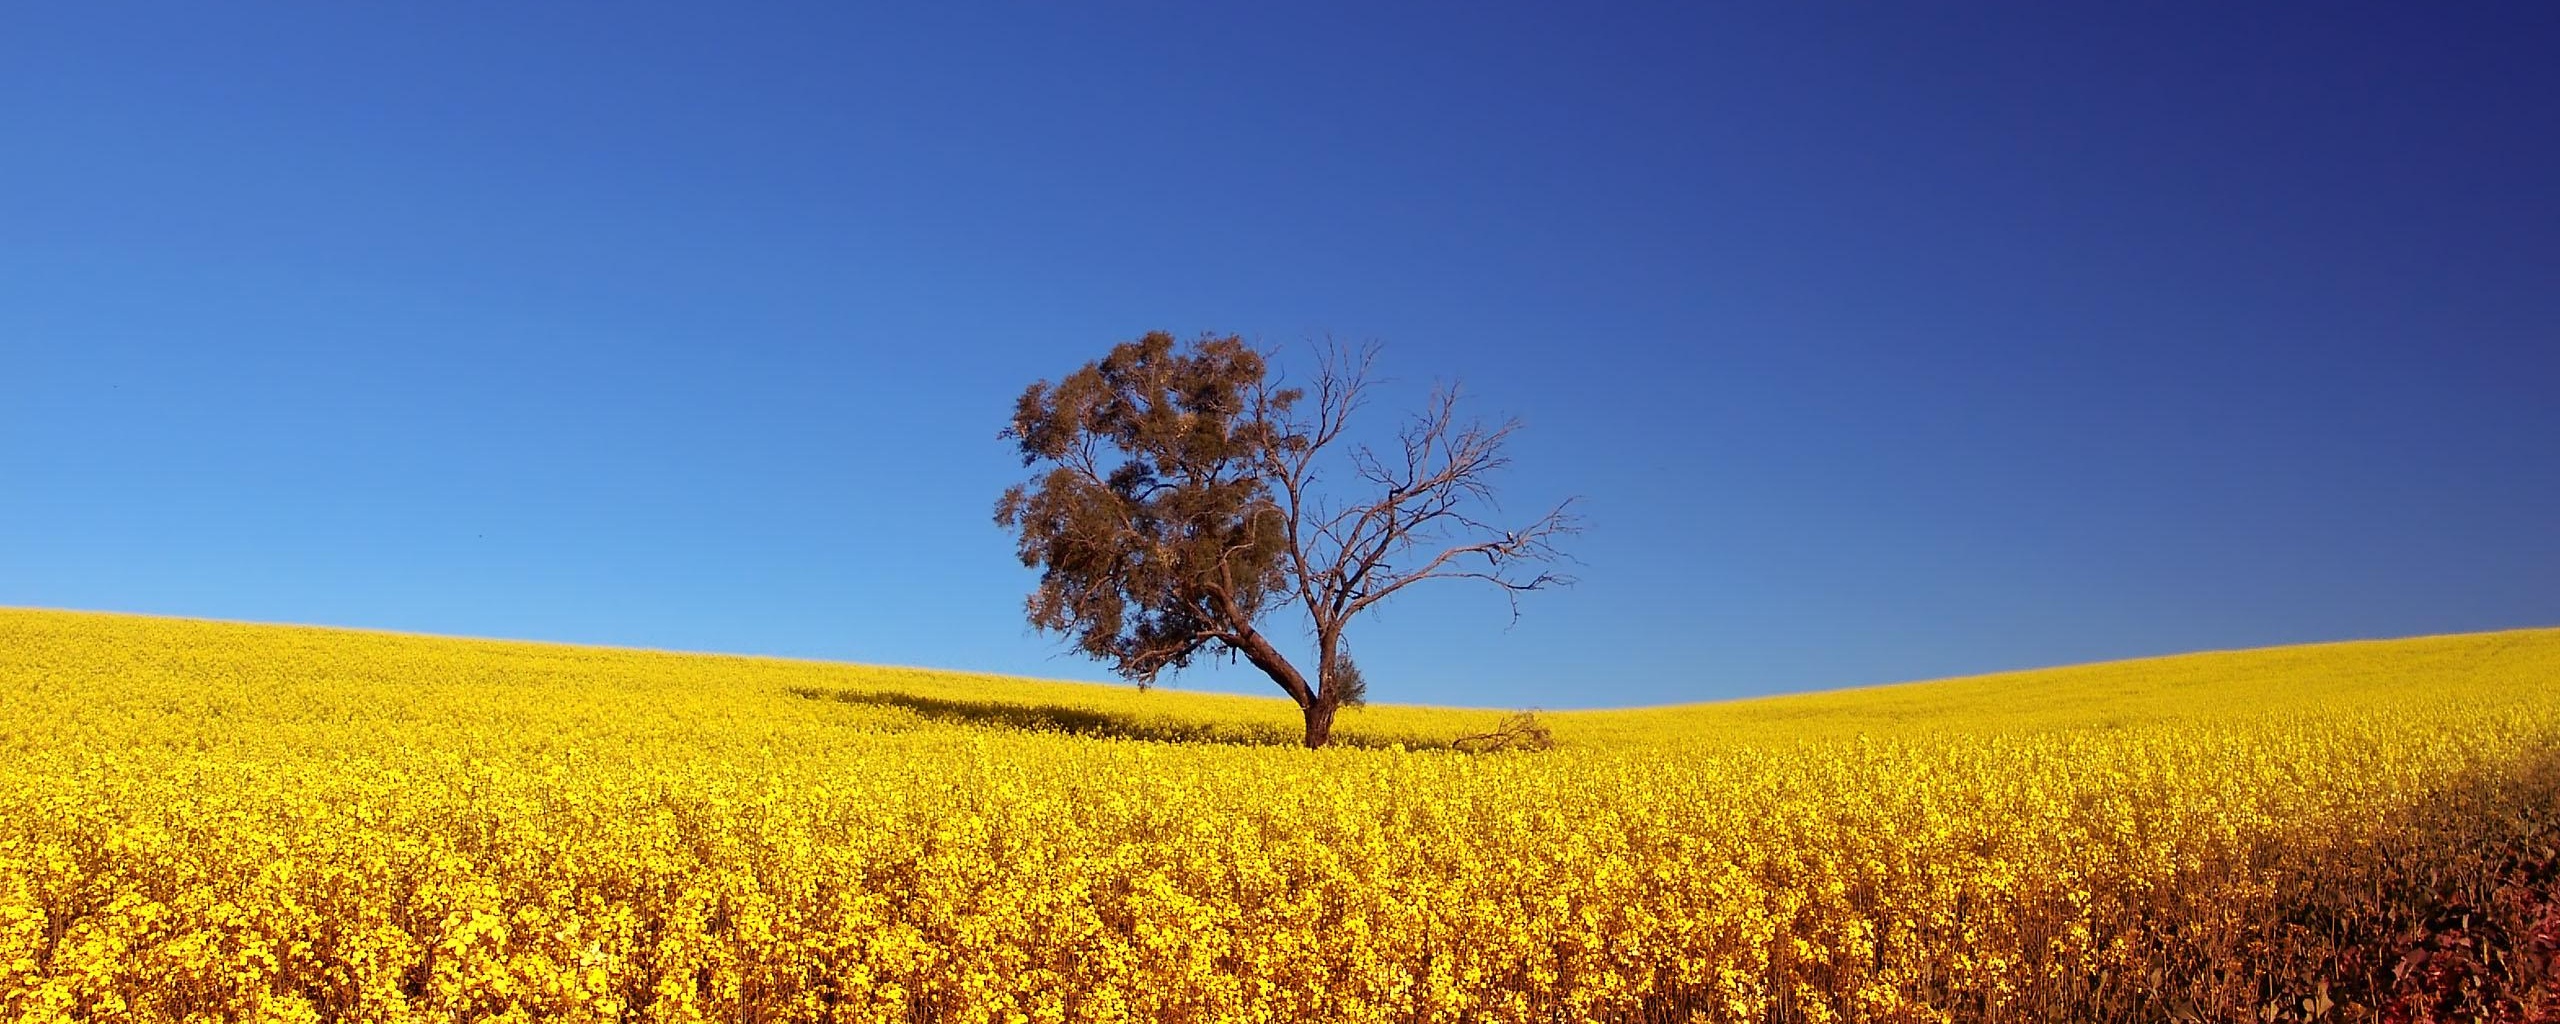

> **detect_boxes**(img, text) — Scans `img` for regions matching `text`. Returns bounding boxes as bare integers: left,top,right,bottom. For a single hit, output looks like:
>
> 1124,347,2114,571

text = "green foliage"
995,332,1294,685
1321,653,1367,709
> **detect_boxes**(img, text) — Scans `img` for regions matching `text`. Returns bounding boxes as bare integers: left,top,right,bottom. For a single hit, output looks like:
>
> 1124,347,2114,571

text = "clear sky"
5,4,2555,709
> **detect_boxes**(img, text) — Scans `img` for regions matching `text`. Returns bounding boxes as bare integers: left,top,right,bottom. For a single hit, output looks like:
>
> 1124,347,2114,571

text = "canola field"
3,608,2557,1023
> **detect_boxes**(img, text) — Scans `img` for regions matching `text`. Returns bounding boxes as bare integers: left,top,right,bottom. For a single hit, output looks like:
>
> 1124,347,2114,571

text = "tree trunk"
1301,698,1337,749
1229,627,1315,709
1225,624,1335,748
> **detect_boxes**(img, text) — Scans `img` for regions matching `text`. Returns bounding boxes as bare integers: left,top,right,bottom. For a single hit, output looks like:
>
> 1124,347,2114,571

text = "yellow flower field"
3,608,2556,1022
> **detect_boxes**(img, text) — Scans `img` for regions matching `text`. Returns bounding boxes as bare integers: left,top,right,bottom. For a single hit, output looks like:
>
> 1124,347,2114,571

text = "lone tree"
996,331,1577,748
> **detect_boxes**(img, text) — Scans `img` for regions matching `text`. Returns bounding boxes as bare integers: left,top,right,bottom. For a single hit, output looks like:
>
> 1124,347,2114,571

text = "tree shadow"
784,686,1435,750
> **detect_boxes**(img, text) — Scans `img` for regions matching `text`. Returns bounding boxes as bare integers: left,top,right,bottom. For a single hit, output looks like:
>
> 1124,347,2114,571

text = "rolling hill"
3,607,2554,1022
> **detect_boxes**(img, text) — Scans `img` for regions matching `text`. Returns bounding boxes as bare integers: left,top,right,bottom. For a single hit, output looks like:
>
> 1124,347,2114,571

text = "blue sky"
5,3,2555,708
